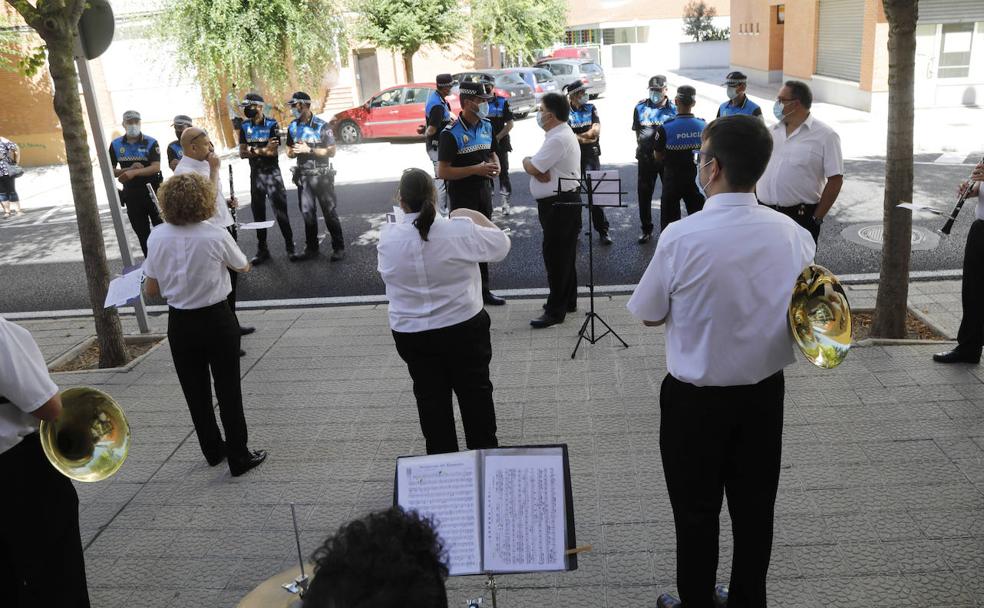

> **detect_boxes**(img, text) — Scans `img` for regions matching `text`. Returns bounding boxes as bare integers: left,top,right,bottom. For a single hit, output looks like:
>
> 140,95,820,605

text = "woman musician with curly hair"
142,172,266,477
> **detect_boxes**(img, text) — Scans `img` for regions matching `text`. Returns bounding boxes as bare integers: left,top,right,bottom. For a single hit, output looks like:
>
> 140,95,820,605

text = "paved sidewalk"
15,284,984,608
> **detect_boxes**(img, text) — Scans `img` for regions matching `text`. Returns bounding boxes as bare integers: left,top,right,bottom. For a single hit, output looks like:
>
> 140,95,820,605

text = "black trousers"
637,157,664,235
122,186,163,256
250,165,294,251
659,371,785,608
660,176,705,232
496,147,512,195
537,191,582,318
582,152,610,234
0,433,89,607
226,226,240,317
762,203,821,245
449,180,496,293
297,171,344,252
392,310,498,454
957,219,984,356
167,301,250,466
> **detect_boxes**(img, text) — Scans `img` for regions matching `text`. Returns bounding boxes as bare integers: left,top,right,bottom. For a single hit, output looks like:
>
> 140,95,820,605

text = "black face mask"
244,107,259,119
174,129,184,141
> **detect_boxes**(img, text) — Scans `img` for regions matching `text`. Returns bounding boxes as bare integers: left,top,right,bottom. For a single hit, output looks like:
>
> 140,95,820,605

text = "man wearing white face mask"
632,75,677,244
756,80,843,247
109,110,164,255
628,115,814,608
716,72,762,119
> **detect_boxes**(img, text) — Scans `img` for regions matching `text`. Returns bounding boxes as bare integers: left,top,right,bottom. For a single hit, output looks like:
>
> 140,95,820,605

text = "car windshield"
580,63,601,74
533,69,554,82
546,63,574,75
495,74,526,86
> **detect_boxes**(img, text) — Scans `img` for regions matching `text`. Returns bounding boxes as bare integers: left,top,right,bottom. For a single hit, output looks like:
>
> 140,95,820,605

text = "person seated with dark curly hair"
302,506,449,608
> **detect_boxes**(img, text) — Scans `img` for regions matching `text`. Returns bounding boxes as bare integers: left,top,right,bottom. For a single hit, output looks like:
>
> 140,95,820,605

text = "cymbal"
237,564,312,608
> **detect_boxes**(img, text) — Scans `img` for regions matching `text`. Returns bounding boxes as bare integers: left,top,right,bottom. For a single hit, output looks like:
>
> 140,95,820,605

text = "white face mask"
536,111,550,130
125,124,141,138
726,86,738,100
476,101,490,119
290,107,302,120
695,158,713,198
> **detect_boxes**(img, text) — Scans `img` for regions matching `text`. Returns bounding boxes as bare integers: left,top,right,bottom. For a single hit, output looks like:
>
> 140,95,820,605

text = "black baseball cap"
240,93,265,107
436,73,454,87
458,80,493,99
171,114,193,127
676,85,696,104
648,75,667,89
723,71,748,86
287,91,312,106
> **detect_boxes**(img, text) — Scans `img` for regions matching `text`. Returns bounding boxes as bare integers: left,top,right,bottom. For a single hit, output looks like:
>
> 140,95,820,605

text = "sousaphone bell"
39,387,130,482
789,264,852,369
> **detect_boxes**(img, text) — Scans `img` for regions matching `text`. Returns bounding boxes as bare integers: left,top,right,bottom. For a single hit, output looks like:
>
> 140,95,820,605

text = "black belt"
292,165,334,177
761,202,816,216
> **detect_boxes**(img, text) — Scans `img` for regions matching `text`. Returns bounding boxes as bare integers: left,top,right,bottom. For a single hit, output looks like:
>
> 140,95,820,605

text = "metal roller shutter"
816,0,864,82
918,0,984,24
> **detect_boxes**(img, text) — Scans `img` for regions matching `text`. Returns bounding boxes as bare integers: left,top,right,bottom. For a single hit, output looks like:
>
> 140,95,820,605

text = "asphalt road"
0,158,975,314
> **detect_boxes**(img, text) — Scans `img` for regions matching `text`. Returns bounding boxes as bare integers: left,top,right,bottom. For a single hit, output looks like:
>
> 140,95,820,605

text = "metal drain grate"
842,224,939,251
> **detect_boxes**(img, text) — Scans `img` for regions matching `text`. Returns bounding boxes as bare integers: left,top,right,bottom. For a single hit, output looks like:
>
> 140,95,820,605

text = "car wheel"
514,112,529,119
338,121,362,145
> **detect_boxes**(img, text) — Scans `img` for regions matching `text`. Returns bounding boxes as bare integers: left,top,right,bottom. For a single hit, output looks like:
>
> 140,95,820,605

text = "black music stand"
556,173,629,359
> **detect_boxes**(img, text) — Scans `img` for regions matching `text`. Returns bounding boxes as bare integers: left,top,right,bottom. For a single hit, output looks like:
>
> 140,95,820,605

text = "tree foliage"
683,0,729,42
0,10,46,74
472,0,566,66
350,0,461,82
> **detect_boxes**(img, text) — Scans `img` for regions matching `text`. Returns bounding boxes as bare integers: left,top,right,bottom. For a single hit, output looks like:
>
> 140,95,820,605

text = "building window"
938,22,974,78
565,29,601,46
777,4,785,24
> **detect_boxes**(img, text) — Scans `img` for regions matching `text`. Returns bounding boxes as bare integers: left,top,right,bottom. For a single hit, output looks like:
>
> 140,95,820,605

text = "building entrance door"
355,50,380,104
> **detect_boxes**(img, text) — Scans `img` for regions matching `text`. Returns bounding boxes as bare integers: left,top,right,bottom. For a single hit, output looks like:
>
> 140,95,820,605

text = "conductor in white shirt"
756,80,843,248
628,115,815,608
142,172,267,477
378,168,511,455
522,92,583,329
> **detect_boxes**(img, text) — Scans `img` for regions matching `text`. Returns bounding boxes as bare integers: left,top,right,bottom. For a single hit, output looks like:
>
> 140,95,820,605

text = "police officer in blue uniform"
717,71,763,119
566,80,612,245
653,86,706,231
286,91,345,262
424,73,455,214
436,80,505,306
109,110,163,256
632,75,677,243
166,114,191,172
481,75,515,216
239,93,296,264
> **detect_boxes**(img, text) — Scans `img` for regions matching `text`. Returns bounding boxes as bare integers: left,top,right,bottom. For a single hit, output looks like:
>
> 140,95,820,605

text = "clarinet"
940,155,984,236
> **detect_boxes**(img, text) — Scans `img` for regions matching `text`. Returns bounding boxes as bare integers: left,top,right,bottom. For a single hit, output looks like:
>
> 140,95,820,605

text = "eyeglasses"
776,97,796,104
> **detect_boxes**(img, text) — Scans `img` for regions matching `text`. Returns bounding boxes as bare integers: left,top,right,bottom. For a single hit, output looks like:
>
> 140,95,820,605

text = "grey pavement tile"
885,539,952,573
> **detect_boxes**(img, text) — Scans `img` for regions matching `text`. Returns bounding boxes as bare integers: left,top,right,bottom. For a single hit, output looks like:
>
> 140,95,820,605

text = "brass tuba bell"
789,265,852,369
39,387,130,482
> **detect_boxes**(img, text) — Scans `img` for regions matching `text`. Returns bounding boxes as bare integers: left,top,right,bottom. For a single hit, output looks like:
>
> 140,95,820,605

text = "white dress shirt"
756,114,843,206
378,213,511,333
0,318,58,455
976,183,984,221
143,222,248,310
173,156,234,228
529,123,582,200
627,192,816,387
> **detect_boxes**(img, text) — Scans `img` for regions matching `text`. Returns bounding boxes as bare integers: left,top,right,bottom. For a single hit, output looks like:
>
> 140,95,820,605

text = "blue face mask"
773,100,787,121
536,111,549,129
290,107,302,120
650,90,664,104
695,159,713,198
476,101,490,119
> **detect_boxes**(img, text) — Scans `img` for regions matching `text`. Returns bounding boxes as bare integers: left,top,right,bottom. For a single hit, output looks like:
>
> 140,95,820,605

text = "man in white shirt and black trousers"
628,115,815,608
0,318,90,607
757,80,843,249
523,92,583,329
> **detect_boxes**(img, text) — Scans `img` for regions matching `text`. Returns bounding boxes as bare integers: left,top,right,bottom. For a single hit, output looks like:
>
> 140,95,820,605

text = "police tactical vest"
635,100,677,129
718,97,761,118
662,115,706,151
167,142,183,161
111,135,162,188
289,116,331,166
446,118,493,157
487,96,507,119
425,90,451,124
569,103,595,132
242,117,279,146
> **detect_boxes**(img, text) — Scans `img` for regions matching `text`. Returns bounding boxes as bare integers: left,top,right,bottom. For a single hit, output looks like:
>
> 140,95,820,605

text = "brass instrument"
39,387,130,482
789,265,852,369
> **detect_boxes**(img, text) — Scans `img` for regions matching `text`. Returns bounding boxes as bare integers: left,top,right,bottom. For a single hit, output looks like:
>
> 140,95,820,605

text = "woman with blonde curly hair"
142,172,267,477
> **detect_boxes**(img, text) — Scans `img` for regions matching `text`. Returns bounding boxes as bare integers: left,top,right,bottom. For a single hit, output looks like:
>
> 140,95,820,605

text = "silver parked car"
503,67,560,104
536,59,607,99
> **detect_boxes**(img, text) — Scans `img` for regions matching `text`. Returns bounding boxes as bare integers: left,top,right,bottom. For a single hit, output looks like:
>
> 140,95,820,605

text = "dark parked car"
503,67,560,103
327,83,461,145
452,70,536,118
535,59,607,99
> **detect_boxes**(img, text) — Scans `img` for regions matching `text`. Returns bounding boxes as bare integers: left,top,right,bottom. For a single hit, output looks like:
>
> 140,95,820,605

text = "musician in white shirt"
377,168,511,454
142,172,266,477
628,115,815,608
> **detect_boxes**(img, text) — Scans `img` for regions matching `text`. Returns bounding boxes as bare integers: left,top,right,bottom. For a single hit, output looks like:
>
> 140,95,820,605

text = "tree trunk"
402,50,415,83
44,25,129,367
872,0,918,338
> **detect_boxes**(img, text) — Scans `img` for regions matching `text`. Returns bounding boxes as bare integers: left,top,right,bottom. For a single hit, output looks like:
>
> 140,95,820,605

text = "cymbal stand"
282,503,309,597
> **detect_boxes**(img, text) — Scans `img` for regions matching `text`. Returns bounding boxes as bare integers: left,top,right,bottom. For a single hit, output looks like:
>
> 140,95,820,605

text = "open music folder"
394,445,577,576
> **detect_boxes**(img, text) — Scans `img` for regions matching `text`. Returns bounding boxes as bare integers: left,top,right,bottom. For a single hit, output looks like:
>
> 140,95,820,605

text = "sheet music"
396,452,482,575
238,220,276,230
482,453,566,572
586,170,621,207
896,202,944,216
104,270,143,308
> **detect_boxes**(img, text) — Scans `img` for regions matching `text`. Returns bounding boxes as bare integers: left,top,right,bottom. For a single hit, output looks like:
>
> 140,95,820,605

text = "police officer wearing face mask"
167,115,192,172
481,75,515,217
239,93,296,264
654,86,706,231
632,75,677,243
566,80,612,245
437,80,506,306
717,72,762,119
425,74,456,215
286,91,345,262
109,110,164,256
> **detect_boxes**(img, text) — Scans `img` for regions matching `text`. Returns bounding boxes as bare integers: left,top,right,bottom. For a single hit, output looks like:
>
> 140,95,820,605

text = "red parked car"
329,83,461,145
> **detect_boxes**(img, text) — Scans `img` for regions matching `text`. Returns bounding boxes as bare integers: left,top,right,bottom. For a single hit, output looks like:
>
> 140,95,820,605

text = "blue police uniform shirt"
286,115,334,167
632,99,677,160
486,95,513,154
654,114,706,181
437,115,494,203
166,140,183,168
239,116,282,169
569,102,601,157
425,90,452,149
109,134,162,191
717,97,763,118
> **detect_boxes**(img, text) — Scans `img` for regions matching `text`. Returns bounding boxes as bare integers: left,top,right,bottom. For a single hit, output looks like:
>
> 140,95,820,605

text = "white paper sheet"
897,202,945,216
238,220,276,230
397,452,482,575
104,270,143,308
585,170,622,207
482,453,567,573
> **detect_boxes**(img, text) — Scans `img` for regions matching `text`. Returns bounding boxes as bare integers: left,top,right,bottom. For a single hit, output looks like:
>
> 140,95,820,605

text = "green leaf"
471,0,566,65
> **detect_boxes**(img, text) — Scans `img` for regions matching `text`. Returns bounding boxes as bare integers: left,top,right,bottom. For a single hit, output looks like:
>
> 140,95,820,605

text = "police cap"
287,91,312,106
240,93,265,107
723,71,748,86
458,80,492,99
648,75,667,90
565,80,587,96
436,73,454,87
676,85,696,105
122,110,141,122
171,114,193,127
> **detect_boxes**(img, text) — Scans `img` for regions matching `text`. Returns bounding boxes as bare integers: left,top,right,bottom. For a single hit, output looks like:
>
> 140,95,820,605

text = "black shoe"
638,232,653,244
530,313,564,328
250,248,270,265
229,449,267,477
600,231,613,245
933,349,981,364
239,349,246,357
287,250,301,262
713,584,729,608
239,326,255,336
291,248,318,262
656,593,681,608
330,248,346,262
483,291,506,306
543,302,577,313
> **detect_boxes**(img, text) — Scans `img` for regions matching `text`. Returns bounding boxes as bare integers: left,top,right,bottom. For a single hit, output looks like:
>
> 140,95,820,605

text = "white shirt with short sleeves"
143,222,248,310
529,123,582,200
173,155,235,228
378,213,511,333
627,192,816,387
0,317,59,454
756,114,844,206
